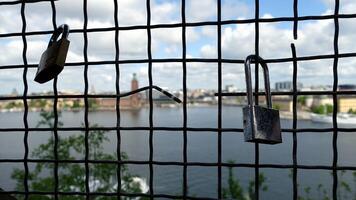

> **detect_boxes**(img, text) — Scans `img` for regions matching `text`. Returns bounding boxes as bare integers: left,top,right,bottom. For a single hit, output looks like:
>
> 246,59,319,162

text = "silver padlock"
243,55,282,144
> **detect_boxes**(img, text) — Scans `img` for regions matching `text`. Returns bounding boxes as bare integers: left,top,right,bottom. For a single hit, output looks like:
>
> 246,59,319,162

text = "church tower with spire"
131,73,138,91
130,73,140,108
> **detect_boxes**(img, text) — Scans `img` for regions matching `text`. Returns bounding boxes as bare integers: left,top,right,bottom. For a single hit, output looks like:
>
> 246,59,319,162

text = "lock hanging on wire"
35,24,70,83
242,55,282,144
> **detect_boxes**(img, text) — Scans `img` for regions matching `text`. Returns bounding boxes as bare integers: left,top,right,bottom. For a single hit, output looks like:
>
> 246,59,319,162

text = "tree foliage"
222,160,268,200
11,111,147,200
297,96,307,106
311,104,333,115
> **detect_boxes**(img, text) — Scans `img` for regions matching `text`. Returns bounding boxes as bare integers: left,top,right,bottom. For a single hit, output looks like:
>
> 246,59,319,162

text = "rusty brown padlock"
34,24,70,83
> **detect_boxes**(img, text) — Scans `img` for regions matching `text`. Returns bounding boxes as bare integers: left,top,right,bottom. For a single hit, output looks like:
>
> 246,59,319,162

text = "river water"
1,106,356,199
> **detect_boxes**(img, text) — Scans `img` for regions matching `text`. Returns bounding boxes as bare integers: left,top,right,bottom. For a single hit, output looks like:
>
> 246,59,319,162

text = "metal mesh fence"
0,0,355,199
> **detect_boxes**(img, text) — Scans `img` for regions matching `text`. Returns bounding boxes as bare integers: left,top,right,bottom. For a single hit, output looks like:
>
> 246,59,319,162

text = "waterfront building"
275,81,303,91
98,73,142,110
311,95,333,108
338,96,356,113
272,96,293,112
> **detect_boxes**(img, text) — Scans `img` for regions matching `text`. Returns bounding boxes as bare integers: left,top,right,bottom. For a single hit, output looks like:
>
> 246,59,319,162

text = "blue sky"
260,0,327,17
1,0,356,95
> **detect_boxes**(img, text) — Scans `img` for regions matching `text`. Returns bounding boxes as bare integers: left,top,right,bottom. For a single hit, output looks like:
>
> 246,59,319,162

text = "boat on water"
310,113,356,125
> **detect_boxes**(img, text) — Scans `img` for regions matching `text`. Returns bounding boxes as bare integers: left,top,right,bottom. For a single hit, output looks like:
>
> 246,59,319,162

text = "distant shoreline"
279,110,311,120
0,105,312,120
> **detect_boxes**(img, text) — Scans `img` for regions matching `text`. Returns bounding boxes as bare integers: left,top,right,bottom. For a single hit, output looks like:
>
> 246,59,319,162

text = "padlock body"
243,105,282,144
35,38,70,83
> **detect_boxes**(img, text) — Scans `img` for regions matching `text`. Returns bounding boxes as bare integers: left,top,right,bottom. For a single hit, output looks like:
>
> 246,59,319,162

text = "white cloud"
201,26,216,37
0,6,22,33
1,0,356,94
186,0,217,22
186,0,251,22
217,22,294,60
221,0,251,20
200,44,217,58
0,40,23,65
153,28,182,45
186,28,200,42
151,1,180,24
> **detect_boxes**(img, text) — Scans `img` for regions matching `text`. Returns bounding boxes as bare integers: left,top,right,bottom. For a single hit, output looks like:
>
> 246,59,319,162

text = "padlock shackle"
244,55,272,109
48,24,70,47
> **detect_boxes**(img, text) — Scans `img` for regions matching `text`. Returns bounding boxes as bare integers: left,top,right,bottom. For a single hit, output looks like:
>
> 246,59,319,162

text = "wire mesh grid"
0,0,355,199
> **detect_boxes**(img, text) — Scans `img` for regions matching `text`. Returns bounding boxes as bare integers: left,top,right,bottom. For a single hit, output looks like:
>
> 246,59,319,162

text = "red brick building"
98,73,142,110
